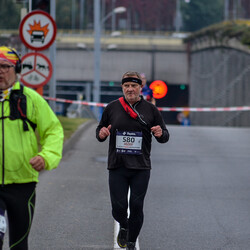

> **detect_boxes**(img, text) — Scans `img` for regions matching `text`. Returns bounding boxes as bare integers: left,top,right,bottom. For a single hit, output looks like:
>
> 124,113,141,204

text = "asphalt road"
4,122,250,250
141,125,250,250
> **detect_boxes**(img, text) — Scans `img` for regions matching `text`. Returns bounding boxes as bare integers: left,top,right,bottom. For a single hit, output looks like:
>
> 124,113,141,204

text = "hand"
99,125,112,139
29,156,45,172
151,125,162,138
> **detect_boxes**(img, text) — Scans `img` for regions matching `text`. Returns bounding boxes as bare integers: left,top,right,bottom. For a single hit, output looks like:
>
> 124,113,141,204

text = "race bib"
116,131,142,155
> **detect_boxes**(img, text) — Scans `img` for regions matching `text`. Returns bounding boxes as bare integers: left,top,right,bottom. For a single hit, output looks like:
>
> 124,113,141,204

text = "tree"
1,0,242,33
104,0,176,32
0,0,21,29
56,0,72,29
181,0,224,32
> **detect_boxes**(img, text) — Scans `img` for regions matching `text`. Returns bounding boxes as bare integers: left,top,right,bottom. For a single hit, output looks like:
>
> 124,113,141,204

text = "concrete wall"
189,43,250,127
56,47,188,84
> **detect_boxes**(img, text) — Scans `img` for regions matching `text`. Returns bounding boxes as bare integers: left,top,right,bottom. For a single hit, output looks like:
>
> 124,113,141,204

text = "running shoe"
126,242,136,250
117,227,128,248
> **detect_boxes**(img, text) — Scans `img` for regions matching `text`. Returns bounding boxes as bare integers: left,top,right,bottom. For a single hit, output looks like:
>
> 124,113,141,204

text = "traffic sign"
150,80,168,99
21,52,53,88
19,10,57,51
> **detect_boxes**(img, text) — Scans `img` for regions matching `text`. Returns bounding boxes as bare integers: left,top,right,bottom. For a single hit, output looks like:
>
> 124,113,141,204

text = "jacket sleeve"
153,106,170,144
29,91,64,170
96,104,110,142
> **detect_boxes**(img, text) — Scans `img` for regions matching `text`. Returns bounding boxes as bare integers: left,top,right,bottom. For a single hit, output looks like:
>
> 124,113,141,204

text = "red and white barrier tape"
44,97,107,107
44,96,250,112
157,106,250,112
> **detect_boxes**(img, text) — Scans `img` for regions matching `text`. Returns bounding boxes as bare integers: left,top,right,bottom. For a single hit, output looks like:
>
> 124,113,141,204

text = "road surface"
4,122,250,250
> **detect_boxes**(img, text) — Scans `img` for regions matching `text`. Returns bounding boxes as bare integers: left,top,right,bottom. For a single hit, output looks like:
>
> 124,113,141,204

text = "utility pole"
111,0,116,32
93,0,101,119
72,0,76,30
237,0,242,19
224,0,229,20
28,0,32,12
79,0,85,30
49,0,56,112
232,0,237,20
175,0,182,32
101,0,106,32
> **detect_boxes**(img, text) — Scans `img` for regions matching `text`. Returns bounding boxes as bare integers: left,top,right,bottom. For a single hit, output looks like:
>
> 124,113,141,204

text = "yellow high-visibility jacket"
0,82,64,185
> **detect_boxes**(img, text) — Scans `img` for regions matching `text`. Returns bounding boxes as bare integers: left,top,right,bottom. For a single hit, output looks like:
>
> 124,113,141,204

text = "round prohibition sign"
21,52,53,88
19,10,57,51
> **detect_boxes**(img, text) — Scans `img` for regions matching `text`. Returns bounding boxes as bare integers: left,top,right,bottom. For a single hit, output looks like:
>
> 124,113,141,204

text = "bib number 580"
123,137,135,143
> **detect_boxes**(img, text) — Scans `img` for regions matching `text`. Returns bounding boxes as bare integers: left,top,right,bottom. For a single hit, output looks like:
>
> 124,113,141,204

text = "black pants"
0,182,36,250
109,167,150,242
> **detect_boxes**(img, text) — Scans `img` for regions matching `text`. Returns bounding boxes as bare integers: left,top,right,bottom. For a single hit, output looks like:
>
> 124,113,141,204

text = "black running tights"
109,167,150,242
0,182,36,250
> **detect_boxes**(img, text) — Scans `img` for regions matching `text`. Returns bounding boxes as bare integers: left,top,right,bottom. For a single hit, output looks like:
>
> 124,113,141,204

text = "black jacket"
96,97,169,170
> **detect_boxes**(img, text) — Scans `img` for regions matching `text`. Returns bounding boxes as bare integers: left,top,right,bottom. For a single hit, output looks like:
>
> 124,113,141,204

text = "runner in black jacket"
96,71,169,250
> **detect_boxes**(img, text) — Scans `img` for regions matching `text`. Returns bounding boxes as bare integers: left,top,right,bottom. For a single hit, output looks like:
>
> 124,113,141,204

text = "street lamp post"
93,0,126,119
111,0,116,32
175,0,190,32
175,0,182,32
79,0,85,30
102,7,126,25
224,0,229,20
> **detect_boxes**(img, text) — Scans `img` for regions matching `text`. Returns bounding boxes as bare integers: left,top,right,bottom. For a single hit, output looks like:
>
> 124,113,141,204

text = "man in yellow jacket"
0,46,64,249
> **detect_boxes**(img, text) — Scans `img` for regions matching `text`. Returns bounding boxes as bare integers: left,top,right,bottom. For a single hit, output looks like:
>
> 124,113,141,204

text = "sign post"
19,9,57,110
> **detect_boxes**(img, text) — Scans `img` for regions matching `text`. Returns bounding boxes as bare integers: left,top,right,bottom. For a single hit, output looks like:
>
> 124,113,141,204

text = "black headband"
122,77,142,85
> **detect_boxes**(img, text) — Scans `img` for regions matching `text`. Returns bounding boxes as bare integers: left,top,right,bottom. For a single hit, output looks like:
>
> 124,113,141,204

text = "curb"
62,119,97,156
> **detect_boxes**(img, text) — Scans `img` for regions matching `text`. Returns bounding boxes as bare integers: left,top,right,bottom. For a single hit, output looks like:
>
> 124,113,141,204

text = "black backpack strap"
9,85,37,131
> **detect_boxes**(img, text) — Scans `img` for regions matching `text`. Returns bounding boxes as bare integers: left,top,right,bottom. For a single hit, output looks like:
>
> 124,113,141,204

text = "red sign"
19,10,57,51
21,52,53,88
150,80,168,99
